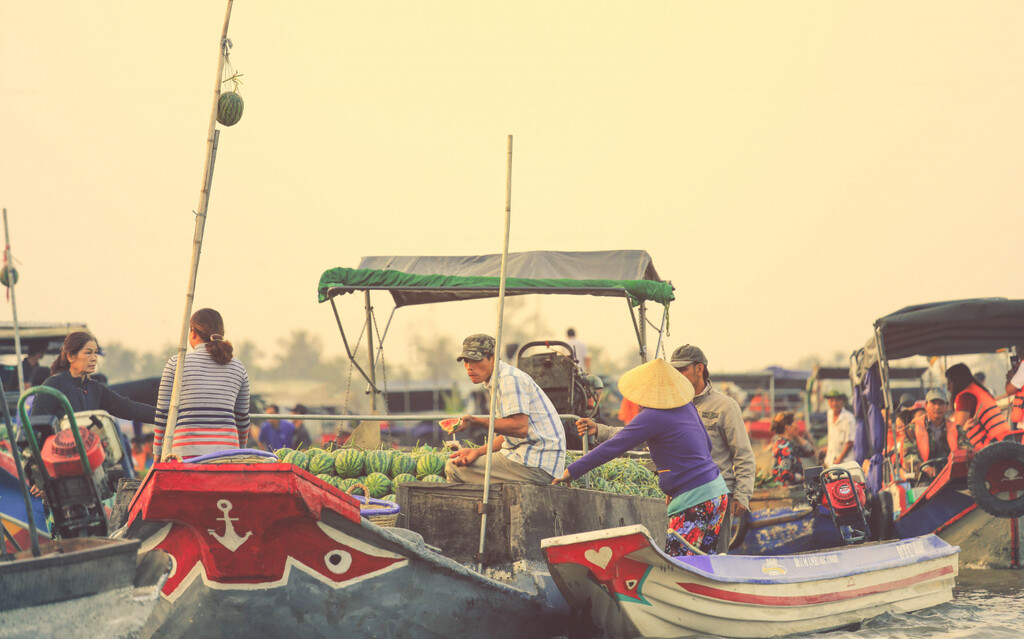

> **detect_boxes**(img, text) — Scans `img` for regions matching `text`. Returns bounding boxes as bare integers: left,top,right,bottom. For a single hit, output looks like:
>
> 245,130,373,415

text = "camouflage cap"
456,334,495,362
670,344,708,368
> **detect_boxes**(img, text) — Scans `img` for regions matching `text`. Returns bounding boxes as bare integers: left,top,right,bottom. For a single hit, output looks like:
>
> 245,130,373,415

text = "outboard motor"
18,388,118,539
803,463,872,545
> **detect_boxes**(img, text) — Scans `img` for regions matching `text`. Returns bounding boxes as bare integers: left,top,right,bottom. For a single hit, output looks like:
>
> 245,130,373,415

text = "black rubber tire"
728,509,750,550
967,441,1024,519
869,491,895,541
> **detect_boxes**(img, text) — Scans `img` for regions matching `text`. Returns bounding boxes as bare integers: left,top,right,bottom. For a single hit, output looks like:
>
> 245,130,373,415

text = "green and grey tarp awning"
317,250,674,307
853,298,1024,377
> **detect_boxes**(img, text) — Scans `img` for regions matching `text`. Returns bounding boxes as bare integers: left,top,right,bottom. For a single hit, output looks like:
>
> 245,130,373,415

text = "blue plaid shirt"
486,361,566,477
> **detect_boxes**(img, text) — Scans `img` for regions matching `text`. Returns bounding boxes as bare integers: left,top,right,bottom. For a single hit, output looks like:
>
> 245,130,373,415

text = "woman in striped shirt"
153,308,250,460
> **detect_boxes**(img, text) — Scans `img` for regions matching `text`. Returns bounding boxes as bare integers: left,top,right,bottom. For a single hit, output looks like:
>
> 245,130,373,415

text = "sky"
2,1,1023,378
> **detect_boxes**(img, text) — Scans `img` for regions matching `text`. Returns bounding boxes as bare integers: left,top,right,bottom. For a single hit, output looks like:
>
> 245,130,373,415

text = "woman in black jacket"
30,331,156,427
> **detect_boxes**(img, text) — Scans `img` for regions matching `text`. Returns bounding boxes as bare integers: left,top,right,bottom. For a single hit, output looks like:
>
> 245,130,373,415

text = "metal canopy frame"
328,288,669,405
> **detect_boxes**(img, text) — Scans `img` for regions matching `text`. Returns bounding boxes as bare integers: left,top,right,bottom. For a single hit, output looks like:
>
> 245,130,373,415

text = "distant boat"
0,533,169,638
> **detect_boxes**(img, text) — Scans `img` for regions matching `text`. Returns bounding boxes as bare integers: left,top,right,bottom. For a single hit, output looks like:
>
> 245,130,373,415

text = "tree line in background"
95,299,634,413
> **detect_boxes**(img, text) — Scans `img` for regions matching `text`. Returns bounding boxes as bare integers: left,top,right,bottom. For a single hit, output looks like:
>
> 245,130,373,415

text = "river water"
818,569,1024,639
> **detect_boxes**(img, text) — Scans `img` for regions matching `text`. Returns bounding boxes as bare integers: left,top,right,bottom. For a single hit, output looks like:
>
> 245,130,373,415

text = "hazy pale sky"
2,2,1022,375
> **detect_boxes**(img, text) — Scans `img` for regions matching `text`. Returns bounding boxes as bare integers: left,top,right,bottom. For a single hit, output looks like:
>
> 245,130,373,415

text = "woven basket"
346,483,399,527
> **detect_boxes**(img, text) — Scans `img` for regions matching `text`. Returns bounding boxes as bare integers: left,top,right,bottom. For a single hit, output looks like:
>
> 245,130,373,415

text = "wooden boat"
852,298,1024,568
120,458,571,639
0,448,49,550
542,524,959,639
0,536,170,639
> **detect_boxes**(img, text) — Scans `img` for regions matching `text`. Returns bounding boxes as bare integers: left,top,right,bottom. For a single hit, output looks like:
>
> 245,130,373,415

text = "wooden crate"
397,481,667,565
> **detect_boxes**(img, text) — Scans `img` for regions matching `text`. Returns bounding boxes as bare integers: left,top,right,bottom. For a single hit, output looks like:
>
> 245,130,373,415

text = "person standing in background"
565,328,591,373
291,404,312,449
258,404,295,451
822,390,856,467
5,343,45,392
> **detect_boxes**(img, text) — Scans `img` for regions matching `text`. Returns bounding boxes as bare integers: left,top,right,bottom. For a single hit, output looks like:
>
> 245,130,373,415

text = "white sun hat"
617,358,695,409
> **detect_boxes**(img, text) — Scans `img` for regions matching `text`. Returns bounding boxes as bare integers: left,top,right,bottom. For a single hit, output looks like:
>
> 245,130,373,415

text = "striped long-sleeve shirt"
153,346,250,459
487,361,566,478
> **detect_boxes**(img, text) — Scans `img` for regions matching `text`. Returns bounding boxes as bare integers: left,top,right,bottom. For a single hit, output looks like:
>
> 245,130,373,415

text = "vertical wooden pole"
365,291,377,414
2,209,24,392
477,135,513,571
162,0,234,458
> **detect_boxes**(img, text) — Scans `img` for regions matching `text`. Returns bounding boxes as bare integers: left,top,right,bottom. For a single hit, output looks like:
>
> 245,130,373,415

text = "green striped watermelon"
308,453,335,476
217,91,244,126
284,450,310,471
381,493,396,503
364,449,392,476
421,474,446,483
334,448,365,478
390,453,417,478
392,473,417,486
274,447,294,461
315,473,334,484
336,477,358,493
307,447,327,458
416,453,446,478
363,472,393,499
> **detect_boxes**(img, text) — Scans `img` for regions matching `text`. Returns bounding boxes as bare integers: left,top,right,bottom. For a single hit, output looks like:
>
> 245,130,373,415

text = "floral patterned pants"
665,494,729,556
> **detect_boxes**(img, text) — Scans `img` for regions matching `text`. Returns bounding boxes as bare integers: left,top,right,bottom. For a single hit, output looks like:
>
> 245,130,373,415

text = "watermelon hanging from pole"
0,266,16,287
217,91,244,126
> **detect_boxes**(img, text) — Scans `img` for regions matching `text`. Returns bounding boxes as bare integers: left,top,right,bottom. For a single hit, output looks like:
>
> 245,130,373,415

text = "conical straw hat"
617,358,695,409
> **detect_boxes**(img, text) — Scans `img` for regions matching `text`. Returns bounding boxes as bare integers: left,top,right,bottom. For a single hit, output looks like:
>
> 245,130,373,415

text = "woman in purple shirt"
553,359,728,556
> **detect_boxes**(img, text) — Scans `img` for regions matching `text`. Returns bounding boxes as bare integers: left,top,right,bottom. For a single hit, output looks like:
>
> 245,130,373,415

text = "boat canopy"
317,250,674,307
854,298,1024,377
850,298,1024,494
0,322,89,356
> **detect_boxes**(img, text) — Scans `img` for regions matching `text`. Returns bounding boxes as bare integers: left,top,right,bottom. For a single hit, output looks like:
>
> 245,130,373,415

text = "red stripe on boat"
677,565,953,605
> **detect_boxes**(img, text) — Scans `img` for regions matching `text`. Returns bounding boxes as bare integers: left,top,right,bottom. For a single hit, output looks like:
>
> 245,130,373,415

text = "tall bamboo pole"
162,0,234,459
477,135,513,571
2,210,24,393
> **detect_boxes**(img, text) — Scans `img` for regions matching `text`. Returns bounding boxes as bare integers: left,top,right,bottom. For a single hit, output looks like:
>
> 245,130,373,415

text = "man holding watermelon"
446,334,566,485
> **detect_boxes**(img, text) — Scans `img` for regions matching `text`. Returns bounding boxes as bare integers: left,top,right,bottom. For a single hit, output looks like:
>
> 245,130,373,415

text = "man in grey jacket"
669,344,756,553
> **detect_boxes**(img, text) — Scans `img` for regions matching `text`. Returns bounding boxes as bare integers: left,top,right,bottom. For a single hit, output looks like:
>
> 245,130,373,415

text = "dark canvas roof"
0,322,89,356
855,298,1024,373
318,250,674,307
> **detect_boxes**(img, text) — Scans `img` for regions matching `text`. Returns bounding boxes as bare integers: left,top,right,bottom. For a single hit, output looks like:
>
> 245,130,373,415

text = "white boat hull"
542,525,958,639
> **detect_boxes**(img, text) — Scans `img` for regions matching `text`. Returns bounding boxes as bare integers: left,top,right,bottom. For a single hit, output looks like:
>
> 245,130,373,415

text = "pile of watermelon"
272,443,452,499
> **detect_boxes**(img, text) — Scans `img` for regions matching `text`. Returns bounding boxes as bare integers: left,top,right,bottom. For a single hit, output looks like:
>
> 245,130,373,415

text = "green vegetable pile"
564,452,663,499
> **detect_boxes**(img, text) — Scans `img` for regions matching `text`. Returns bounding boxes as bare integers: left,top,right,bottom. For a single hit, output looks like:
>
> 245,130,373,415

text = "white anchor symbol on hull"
208,499,252,552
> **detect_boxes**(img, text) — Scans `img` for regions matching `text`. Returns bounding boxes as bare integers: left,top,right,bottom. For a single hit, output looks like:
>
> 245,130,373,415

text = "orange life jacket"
957,383,1011,446
1011,386,1024,424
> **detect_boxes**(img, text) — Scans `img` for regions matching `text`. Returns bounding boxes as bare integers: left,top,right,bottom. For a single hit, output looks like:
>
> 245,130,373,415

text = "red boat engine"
803,464,872,545
41,427,106,477
823,475,867,520
28,426,114,538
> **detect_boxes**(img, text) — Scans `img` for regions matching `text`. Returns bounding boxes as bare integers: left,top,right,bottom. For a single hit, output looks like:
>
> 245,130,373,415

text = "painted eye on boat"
324,549,352,574
625,579,638,590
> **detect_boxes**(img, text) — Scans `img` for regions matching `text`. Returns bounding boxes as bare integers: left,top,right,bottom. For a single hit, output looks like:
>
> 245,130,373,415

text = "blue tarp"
853,366,885,494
